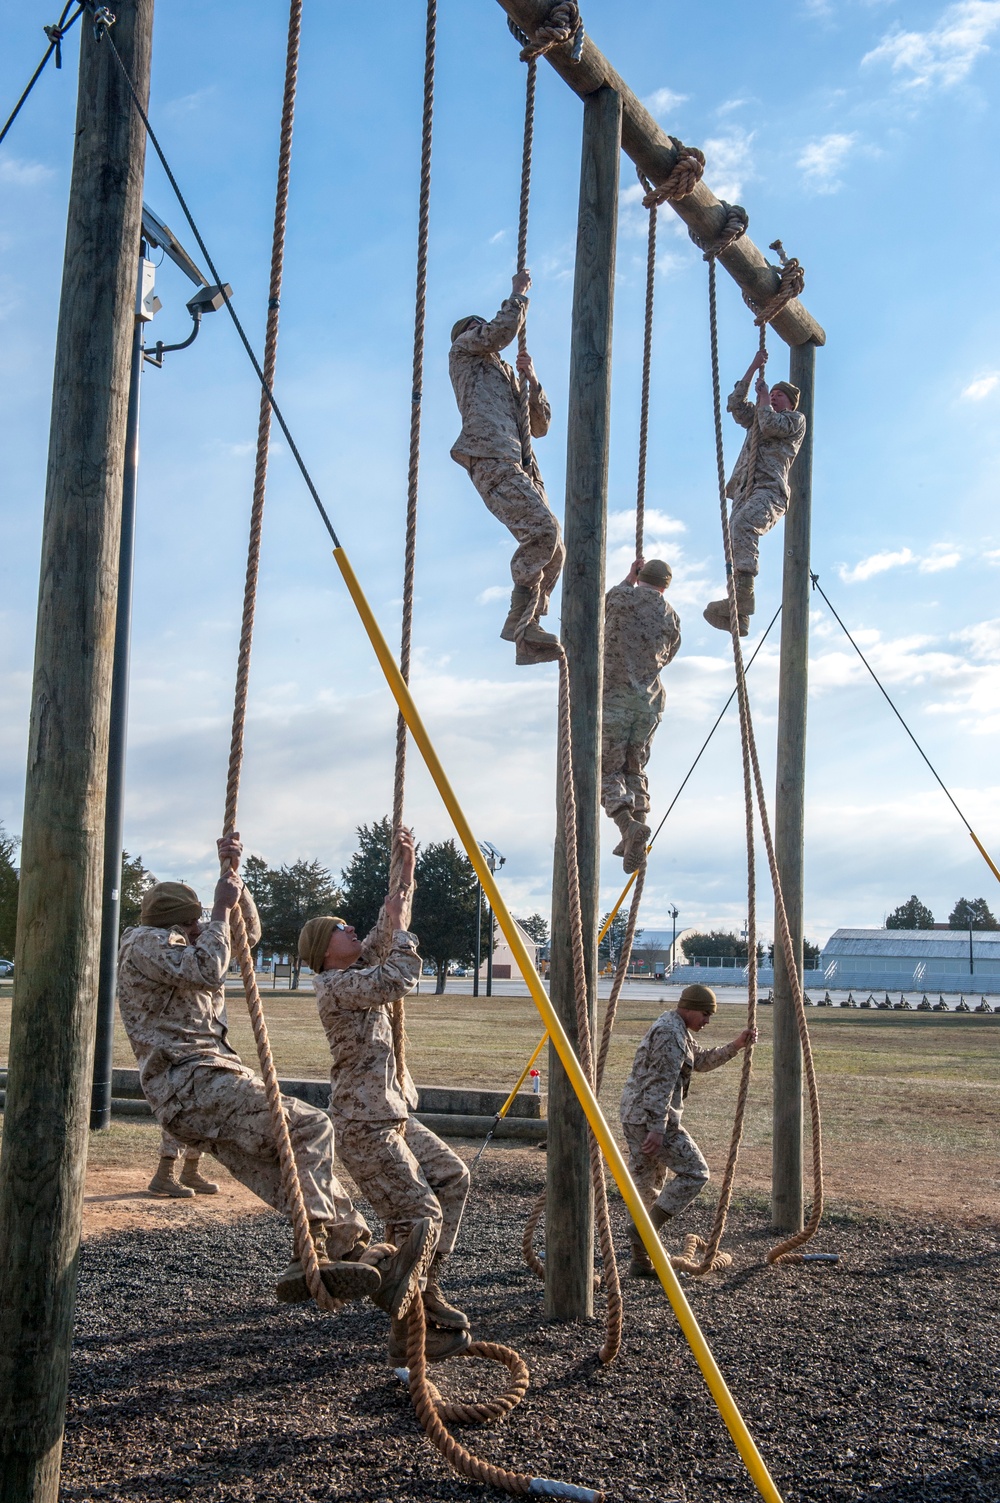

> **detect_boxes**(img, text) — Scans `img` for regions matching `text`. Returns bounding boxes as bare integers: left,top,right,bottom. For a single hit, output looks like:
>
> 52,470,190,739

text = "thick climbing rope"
217,0,337,1310
384,0,437,1091
697,247,825,1267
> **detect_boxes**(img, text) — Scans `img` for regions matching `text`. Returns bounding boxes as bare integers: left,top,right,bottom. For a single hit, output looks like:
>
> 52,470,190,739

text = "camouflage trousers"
158,1065,370,1258
622,1119,711,1218
467,456,565,609
730,487,786,577
159,1127,201,1161
332,1115,471,1258
601,697,662,820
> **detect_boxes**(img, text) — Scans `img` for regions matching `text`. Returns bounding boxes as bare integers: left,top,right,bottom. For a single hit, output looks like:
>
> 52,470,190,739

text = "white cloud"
163,87,217,117
838,547,915,583
607,508,685,545
715,98,751,116
862,1,1000,88
797,132,860,192
488,229,508,245
702,129,755,202
0,155,54,187
962,372,1000,399
918,549,962,573
839,544,964,582
477,585,509,605
643,87,690,119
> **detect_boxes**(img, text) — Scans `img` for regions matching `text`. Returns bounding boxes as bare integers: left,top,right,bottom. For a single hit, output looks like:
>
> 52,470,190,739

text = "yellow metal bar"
970,829,1000,887
333,547,783,1503
597,868,638,945
499,1030,548,1119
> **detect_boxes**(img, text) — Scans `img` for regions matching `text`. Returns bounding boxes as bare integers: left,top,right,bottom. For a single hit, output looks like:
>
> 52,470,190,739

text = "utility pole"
546,85,621,1321
771,340,816,1232
0,5,154,1498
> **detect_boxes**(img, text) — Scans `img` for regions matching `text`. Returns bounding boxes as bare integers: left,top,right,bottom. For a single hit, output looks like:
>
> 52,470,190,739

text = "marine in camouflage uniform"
450,268,565,664
300,827,472,1362
602,557,681,873
619,983,754,1276
704,350,807,637
117,842,396,1311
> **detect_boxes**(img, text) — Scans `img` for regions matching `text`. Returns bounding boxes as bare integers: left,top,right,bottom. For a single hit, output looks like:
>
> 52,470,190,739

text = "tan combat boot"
622,819,651,874
275,1223,383,1306
179,1155,219,1195
515,619,562,665
610,808,633,859
422,1254,470,1330
388,1311,472,1365
703,594,748,636
628,1229,656,1279
360,1217,436,1320
147,1156,195,1199
735,571,755,619
500,585,532,643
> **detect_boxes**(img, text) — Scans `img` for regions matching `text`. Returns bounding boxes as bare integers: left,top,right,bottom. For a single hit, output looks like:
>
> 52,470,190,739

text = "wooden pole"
546,84,620,1321
770,341,816,1232
494,0,824,350
0,4,153,1497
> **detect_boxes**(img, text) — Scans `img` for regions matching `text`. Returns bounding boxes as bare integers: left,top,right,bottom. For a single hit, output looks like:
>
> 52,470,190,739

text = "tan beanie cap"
638,559,672,588
451,315,485,345
140,881,202,930
678,983,718,1014
298,915,347,975
771,380,800,410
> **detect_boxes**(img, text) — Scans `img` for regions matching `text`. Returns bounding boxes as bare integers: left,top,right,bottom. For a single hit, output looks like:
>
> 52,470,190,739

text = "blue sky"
2,0,1000,947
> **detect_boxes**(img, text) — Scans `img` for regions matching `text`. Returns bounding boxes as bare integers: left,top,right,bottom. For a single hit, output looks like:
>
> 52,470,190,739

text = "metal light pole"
89,206,231,1130
477,841,505,996
669,903,679,977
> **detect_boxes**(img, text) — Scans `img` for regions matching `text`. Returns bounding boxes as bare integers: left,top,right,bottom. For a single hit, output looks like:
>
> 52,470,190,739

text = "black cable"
646,604,782,851
0,5,84,149
809,572,973,834
94,12,342,547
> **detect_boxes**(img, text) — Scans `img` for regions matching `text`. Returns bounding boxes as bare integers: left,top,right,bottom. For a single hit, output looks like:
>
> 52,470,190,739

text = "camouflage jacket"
603,582,681,716
314,918,421,1122
620,1008,741,1131
726,373,806,507
117,891,262,1114
449,294,551,471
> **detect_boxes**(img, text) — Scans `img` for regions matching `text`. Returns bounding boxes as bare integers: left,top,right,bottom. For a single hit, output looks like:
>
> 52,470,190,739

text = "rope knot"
512,2,585,62
688,201,749,261
641,137,705,206
743,241,805,327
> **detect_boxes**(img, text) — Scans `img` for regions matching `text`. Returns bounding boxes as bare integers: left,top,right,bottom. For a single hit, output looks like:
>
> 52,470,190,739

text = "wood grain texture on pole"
770,341,816,1234
0,3,154,1497
495,0,824,349
547,85,621,1321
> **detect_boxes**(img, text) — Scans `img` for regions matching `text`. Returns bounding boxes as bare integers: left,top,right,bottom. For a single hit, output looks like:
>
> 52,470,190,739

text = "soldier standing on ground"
148,1127,219,1198
602,556,681,873
450,268,565,665
300,826,473,1365
703,348,806,637
619,983,755,1276
118,835,433,1318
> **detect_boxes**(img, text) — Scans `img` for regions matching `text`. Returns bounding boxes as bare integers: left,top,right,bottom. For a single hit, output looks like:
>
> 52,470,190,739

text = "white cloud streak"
702,129,755,202
862,1,1000,88
643,86,690,118
838,545,962,583
797,132,860,192
962,372,1000,399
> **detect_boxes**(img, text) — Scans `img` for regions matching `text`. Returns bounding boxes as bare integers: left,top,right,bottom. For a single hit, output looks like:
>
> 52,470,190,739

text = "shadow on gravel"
857,1457,1000,1502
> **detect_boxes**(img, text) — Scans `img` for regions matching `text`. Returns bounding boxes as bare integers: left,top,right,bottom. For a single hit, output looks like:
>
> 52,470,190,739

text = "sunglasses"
331,921,348,932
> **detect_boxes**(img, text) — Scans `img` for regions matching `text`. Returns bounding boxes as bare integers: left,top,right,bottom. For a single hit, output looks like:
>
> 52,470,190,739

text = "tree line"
885,894,999,930
0,817,547,993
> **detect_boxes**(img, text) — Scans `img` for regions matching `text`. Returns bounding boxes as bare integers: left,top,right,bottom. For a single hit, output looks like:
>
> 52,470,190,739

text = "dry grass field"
1,982,998,1223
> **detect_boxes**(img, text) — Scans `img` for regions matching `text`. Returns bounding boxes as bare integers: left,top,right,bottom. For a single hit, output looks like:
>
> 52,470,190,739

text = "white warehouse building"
820,928,1000,995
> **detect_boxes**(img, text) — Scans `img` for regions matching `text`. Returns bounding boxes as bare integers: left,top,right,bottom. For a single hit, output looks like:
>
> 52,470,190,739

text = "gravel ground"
64,1148,1000,1503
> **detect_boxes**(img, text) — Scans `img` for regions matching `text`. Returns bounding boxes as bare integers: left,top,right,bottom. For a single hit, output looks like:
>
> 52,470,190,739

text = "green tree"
245,855,343,987
118,851,157,936
948,896,999,931
413,839,479,993
339,818,393,941
515,913,549,946
767,938,821,965
682,930,763,963
0,821,19,960
886,895,935,929
598,910,641,968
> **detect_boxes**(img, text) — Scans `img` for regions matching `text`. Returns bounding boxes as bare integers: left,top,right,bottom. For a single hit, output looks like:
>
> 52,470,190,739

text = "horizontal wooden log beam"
496,0,826,348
